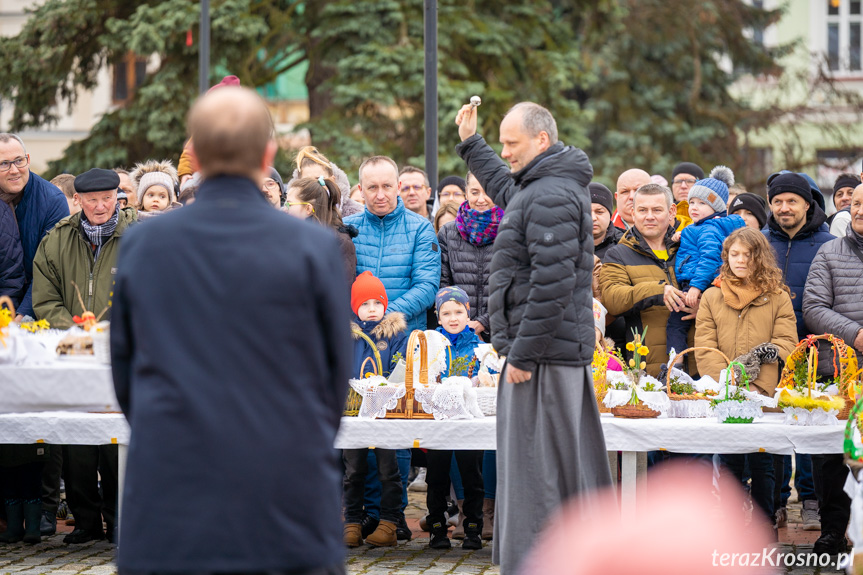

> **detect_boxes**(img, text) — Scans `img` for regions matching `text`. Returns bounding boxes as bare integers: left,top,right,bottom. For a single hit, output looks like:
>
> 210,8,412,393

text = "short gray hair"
633,183,674,208
0,133,26,154
358,156,399,184
504,102,558,144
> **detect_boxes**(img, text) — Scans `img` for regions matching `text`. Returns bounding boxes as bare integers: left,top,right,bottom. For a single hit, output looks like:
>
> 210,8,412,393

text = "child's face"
688,197,715,223
438,300,469,334
284,186,314,219
142,186,170,212
736,208,761,230
357,299,385,322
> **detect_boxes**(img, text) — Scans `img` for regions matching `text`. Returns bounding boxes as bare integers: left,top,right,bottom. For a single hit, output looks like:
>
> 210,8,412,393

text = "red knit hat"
351,271,388,315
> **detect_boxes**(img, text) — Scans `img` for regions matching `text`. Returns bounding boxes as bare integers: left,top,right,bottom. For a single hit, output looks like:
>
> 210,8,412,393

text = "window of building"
826,0,863,73
113,53,148,104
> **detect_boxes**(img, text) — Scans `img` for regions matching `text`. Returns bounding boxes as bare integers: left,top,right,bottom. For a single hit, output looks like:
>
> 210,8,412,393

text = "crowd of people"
0,75,861,575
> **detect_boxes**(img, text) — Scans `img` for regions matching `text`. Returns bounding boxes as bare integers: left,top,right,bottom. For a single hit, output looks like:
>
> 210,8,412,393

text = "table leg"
117,443,127,543
620,451,647,520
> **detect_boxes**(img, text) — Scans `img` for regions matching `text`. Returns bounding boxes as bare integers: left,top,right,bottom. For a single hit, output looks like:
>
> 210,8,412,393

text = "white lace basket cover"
666,367,723,418
602,371,670,415
774,385,843,426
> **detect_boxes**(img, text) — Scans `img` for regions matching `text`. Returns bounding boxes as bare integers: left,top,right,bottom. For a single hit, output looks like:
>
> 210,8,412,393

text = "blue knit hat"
435,286,470,313
686,166,734,213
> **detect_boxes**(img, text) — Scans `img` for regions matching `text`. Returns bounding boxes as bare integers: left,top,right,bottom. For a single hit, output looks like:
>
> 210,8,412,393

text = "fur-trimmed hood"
130,159,179,203
351,312,407,341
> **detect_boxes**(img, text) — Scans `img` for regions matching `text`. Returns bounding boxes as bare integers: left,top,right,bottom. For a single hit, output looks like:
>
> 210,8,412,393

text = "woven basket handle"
669,346,734,387
360,356,378,378
405,330,429,392
353,329,383,377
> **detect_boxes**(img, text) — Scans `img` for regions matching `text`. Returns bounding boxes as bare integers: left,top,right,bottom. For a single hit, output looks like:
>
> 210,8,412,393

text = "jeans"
775,453,816,509
812,454,851,535
666,309,693,365
483,451,496,499
344,448,401,524
362,449,410,520
425,450,483,533
721,453,775,522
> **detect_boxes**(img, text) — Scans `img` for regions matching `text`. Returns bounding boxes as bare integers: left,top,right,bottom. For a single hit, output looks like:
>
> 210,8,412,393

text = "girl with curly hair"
694,226,798,530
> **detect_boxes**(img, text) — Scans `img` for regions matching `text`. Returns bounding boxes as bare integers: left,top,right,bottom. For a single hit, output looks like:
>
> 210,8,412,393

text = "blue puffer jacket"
14,172,69,318
438,326,482,378
345,197,441,333
0,199,25,307
764,206,835,340
675,212,746,292
351,312,408,379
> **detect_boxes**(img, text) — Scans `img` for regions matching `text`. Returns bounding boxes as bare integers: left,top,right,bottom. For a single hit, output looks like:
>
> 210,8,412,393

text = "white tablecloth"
0,411,129,445
0,361,119,413
335,413,846,454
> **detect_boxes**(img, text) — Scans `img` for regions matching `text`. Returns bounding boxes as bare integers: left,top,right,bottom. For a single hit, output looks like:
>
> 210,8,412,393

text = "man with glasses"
260,167,285,208
0,134,69,321
670,162,704,230
398,166,433,221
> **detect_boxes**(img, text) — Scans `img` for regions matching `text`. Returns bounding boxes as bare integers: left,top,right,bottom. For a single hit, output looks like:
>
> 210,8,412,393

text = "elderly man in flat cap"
32,168,136,544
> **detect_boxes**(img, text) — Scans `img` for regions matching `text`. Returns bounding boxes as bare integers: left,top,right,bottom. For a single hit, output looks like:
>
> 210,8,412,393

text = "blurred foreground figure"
111,86,350,575
519,462,774,575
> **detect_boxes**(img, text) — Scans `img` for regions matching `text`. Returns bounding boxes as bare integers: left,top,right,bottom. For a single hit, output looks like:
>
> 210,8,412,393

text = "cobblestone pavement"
0,495,852,574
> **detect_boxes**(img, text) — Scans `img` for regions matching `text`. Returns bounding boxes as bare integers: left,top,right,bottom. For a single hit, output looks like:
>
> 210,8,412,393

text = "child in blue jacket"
667,166,746,368
426,286,485,551
344,271,408,548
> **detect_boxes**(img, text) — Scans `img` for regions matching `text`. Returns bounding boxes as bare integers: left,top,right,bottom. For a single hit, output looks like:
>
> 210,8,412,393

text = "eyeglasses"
672,177,697,186
284,201,314,213
440,191,466,201
400,185,426,193
0,155,29,172
262,180,280,191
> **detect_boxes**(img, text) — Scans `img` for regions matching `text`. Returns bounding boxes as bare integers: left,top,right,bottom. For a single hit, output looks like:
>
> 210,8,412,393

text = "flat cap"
74,168,120,194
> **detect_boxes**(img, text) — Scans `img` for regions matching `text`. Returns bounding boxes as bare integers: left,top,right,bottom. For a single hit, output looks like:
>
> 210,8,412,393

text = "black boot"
429,522,451,550
0,500,24,544
22,500,41,544
462,519,482,550
360,514,379,539
396,515,412,541
40,511,56,537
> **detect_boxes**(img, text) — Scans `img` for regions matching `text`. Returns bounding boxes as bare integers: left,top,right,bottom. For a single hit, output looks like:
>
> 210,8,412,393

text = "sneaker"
396,516,412,541
801,500,821,531
462,532,482,550
813,531,849,555
774,506,787,529
429,525,451,550
408,468,427,492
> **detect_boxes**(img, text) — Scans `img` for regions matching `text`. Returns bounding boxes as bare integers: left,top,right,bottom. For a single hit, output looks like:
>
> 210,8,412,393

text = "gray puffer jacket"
456,135,594,371
438,221,493,330
803,226,863,364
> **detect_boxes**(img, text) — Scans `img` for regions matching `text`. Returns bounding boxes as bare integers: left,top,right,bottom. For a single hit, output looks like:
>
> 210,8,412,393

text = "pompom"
709,165,735,187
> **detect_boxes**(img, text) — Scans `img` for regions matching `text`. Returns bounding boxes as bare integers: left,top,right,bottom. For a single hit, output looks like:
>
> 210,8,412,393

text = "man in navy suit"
111,86,350,575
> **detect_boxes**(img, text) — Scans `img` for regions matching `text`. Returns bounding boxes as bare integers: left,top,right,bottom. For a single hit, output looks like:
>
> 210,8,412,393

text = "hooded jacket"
12,172,69,318
438,325,482,378
32,207,137,327
438,220,493,330
599,226,683,376
345,197,440,333
763,205,835,340
675,212,746,292
695,280,797,396
456,135,595,371
351,312,408,379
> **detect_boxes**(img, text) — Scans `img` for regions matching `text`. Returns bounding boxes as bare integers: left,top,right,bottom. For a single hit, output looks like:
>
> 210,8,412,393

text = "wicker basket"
476,387,497,416
667,347,729,401
778,334,856,419
610,403,661,418
345,332,383,417
385,330,435,420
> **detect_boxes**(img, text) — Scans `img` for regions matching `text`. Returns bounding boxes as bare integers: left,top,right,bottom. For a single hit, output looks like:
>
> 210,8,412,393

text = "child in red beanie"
343,271,408,548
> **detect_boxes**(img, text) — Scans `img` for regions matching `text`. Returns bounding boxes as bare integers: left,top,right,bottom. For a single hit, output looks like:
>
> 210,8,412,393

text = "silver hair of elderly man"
503,102,559,145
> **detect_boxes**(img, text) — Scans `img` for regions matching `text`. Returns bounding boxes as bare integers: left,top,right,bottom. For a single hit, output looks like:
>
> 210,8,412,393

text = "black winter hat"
834,173,861,194
437,175,466,195
588,182,614,214
728,193,768,230
671,162,705,181
767,173,813,205
74,168,120,194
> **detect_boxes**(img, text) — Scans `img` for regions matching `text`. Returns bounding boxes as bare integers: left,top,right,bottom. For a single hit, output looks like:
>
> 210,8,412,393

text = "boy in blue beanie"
667,166,746,369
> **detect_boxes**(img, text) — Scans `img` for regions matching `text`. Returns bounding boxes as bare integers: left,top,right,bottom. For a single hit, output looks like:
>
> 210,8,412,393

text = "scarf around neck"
80,205,120,255
719,277,764,311
455,202,504,246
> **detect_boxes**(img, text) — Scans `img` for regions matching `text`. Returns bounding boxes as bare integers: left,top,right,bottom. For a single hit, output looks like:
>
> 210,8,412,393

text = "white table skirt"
335,413,846,454
0,361,120,414
0,411,129,445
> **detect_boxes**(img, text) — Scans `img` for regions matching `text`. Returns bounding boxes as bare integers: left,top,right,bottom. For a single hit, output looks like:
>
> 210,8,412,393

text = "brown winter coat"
695,280,797,396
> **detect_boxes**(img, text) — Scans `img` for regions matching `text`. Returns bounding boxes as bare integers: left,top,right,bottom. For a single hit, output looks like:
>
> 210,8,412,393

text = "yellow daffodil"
626,342,635,352
638,346,649,356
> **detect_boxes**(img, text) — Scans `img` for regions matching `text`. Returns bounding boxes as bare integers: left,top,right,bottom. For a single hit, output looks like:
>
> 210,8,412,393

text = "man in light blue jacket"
346,156,440,333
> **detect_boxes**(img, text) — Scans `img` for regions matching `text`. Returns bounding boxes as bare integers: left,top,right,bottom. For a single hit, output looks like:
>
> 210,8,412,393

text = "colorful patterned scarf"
455,202,504,247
